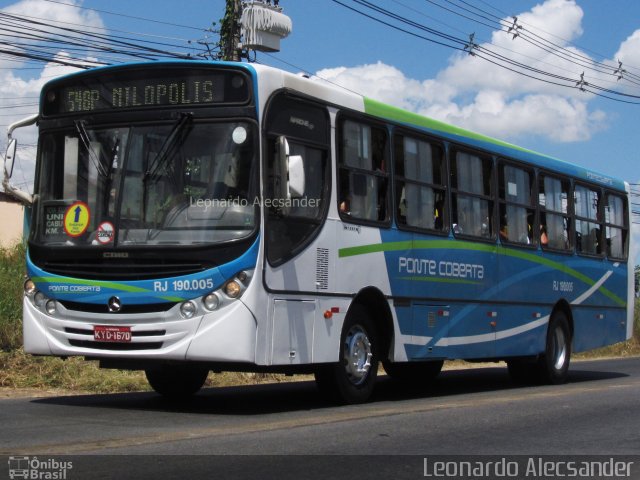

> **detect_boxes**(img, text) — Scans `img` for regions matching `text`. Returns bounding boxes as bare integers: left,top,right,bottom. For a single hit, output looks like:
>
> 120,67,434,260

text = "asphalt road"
1,358,639,479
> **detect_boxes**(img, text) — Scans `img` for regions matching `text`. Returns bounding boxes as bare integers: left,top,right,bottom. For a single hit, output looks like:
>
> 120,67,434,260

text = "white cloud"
613,29,640,96
316,0,617,144
1,0,105,190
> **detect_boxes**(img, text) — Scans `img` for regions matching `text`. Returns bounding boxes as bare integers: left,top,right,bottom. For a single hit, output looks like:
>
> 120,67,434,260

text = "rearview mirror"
4,138,16,179
276,136,306,200
287,154,305,198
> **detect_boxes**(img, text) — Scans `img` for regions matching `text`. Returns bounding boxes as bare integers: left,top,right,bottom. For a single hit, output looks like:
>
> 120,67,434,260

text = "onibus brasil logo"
8,456,72,479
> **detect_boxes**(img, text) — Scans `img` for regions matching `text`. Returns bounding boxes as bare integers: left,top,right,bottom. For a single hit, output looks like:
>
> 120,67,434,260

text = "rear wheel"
315,305,379,404
145,365,209,399
538,310,572,384
507,310,571,385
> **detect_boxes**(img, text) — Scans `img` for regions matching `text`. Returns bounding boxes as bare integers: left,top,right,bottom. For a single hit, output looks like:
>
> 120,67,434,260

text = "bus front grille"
68,340,164,351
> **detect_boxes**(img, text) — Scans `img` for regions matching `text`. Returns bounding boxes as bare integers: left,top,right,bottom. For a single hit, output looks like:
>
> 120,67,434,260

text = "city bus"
4,60,634,404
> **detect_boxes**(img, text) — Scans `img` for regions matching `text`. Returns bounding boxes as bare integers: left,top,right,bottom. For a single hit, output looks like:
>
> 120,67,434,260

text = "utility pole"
219,0,242,61
218,0,292,61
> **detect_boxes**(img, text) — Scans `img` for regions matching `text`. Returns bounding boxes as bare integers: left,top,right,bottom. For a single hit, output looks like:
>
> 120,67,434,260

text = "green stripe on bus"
31,276,150,293
338,240,626,307
363,97,538,155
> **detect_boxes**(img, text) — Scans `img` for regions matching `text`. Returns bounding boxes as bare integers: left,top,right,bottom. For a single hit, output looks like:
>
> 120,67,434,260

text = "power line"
473,0,640,78
41,0,206,32
331,0,640,104
438,0,640,84
0,9,209,70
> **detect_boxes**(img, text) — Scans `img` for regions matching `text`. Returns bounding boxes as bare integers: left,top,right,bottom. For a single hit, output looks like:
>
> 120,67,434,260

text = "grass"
0,243,25,351
0,349,296,394
0,242,638,394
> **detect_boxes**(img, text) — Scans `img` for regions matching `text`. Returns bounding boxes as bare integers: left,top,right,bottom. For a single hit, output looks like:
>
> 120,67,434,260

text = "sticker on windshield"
96,221,115,245
63,201,90,237
232,126,247,144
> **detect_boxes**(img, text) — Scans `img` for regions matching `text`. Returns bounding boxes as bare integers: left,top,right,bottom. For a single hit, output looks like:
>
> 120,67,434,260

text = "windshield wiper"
74,120,109,178
144,112,193,184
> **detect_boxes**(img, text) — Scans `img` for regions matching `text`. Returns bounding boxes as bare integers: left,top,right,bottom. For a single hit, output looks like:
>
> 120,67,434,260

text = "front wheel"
315,305,379,404
145,364,209,400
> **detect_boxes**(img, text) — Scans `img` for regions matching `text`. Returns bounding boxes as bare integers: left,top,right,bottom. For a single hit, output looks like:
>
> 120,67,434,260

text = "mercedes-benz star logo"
108,296,122,313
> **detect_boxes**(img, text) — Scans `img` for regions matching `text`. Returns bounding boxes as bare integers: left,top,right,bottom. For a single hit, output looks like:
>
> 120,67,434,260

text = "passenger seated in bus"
500,224,509,242
433,199,443,230
540,225,549,246
339,197,350,215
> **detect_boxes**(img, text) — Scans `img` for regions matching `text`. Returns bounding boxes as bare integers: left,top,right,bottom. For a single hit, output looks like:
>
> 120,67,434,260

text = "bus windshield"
34,119,257,247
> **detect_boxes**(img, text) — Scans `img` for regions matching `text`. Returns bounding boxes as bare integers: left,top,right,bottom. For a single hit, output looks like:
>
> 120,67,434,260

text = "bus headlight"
34,291,47,309
45,299,57,316
180,300,197,319
199,270,253,314
24,278,37,297
224,280,242,299
203,293,220,311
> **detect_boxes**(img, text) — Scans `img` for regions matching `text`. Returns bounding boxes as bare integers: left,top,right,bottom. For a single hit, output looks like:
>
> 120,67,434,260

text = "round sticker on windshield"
96,221,115,245
232,126,247,144
63,201,90,237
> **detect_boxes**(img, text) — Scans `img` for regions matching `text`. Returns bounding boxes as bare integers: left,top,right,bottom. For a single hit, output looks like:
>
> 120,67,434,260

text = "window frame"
497,159,537,249
603,190,629,261
392,129,448,236
263,91,332,267
449,146,496,243
336,113,392,228
573,181,604,258
538,171,573,255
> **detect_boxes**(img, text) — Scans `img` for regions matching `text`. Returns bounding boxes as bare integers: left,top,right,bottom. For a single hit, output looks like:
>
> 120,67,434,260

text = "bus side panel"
572,306,628,352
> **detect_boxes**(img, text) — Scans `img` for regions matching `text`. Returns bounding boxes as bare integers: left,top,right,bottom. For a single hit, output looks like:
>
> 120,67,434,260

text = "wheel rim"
343,325,373,386
552,325,567,371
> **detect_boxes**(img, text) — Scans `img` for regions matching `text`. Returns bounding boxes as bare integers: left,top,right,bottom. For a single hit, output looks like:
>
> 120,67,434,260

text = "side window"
394,134,446,232
338,119,389,223
498,163,534,246
604,192,628,260
574,184,602,256
451,150,493,239
264,94,330,266
538,175,571,251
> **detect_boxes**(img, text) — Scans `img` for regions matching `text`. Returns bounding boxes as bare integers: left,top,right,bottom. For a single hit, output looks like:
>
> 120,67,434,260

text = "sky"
0,0,638,264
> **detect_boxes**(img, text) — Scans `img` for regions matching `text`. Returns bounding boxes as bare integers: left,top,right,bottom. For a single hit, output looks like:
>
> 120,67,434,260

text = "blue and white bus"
4,61,634,403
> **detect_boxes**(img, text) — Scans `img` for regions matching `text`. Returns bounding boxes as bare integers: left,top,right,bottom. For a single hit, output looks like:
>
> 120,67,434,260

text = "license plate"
94,325,132,342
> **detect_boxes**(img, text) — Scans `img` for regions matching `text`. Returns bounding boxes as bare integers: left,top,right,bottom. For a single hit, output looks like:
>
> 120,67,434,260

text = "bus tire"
145,365,209,399
507,311,572,385
537,310,572,384
314,304,379,404
383,360,444,383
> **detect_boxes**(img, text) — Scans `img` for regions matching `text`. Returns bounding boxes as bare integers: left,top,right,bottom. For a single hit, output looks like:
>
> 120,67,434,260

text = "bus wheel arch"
508,300,574,385
552,299,574,342
349,287,394,362
314,287,391,404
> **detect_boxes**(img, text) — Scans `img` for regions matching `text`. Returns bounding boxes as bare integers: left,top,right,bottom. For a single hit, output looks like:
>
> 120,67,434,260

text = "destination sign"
43,68,250,115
